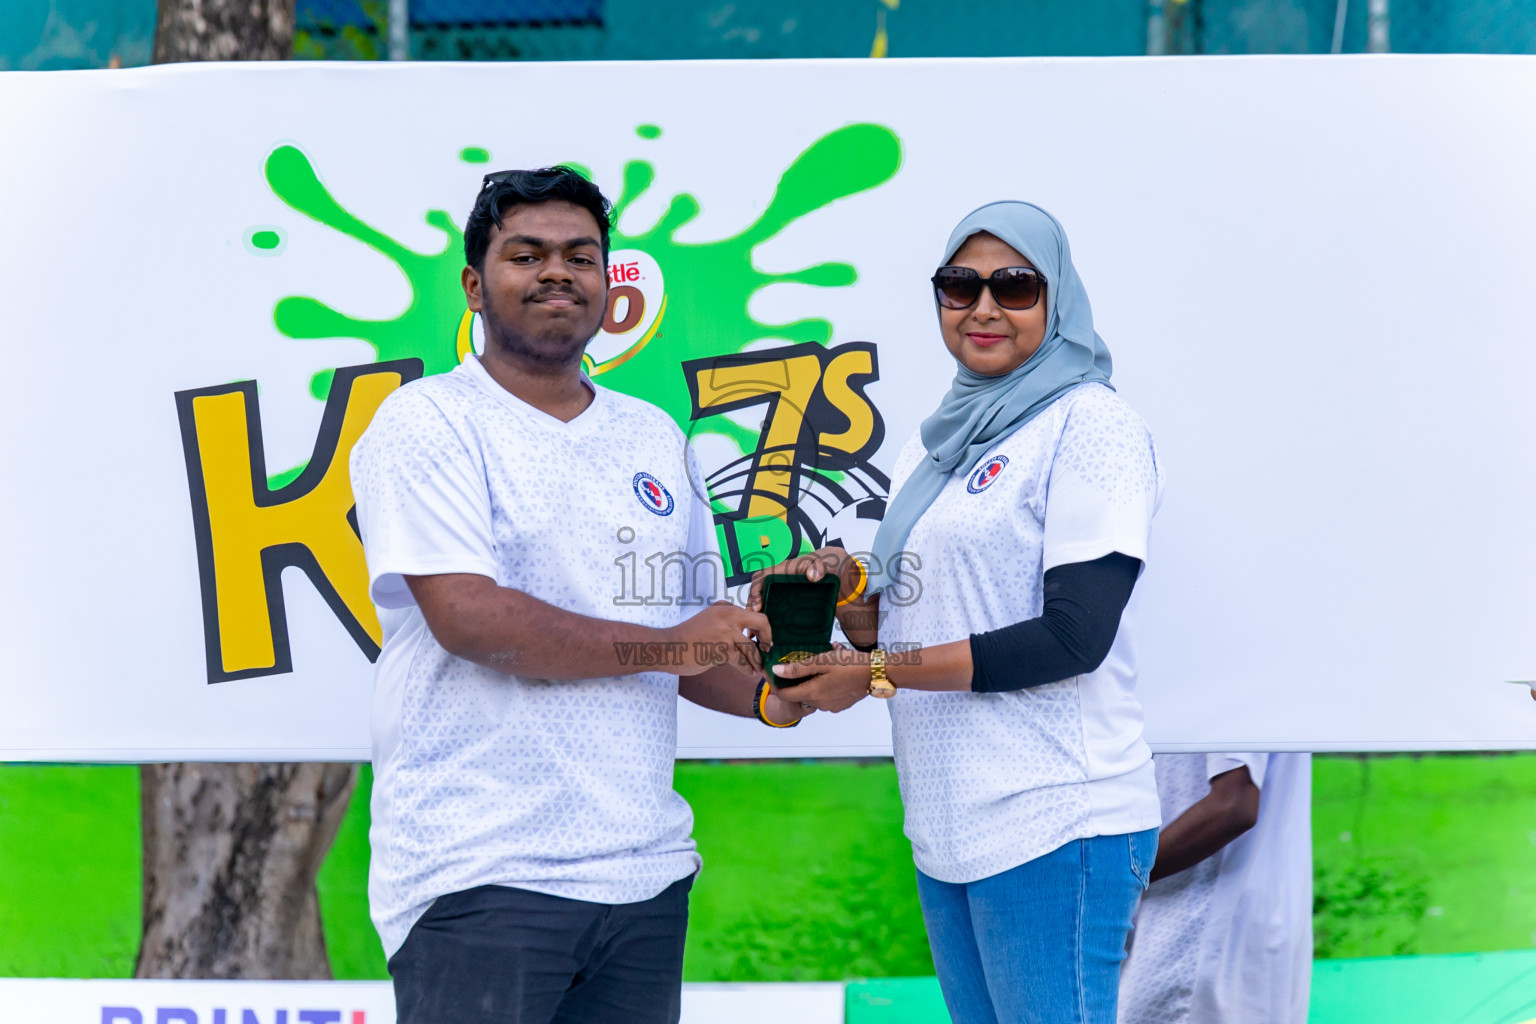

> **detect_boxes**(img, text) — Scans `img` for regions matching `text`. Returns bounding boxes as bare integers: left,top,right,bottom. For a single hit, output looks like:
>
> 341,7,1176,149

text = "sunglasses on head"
931,266,1045,311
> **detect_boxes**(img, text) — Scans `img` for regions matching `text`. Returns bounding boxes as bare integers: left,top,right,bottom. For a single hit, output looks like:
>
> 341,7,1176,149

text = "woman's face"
938,231,1048,377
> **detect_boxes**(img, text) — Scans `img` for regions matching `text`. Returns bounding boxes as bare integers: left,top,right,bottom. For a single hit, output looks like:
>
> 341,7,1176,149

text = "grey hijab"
867,201,1113,594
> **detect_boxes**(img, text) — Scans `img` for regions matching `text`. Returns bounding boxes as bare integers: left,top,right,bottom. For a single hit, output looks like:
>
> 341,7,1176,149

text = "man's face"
463,199,608,367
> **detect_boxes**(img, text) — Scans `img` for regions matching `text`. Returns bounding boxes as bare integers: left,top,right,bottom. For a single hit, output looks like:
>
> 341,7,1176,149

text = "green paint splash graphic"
598,122,902,437
253,124,900,419
249,126,902,529
262,145,467,393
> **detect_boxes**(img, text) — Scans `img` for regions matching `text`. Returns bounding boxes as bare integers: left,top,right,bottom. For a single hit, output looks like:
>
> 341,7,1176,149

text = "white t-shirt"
350,355,716,959
881,382,1164,884
1119,753,1313,1024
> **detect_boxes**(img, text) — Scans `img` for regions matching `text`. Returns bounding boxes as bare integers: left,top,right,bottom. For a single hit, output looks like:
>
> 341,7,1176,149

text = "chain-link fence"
378,0,1536,61
1154,0,1536,55
403,0,1144,62
299,0,1144,62
7,0,1536,69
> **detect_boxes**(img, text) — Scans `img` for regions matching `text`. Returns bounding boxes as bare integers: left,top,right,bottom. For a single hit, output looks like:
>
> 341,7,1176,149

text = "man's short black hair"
464,166,613,270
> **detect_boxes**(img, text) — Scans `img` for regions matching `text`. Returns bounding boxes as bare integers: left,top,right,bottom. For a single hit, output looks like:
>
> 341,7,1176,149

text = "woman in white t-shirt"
764,202,1164,1024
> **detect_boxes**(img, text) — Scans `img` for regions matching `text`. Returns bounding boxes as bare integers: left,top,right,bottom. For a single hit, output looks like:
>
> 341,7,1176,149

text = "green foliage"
317,765,387,979
702,854,931,980
7,754,1536,982
317,760,938,982
1312,752,1536,958
676,760,935,981
1313,855,1431,958
294,1,386,61
0,765,140,977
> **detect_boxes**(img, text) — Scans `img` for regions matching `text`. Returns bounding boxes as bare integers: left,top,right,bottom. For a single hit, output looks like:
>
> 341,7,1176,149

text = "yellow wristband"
756,679,799,728
837,556,869,607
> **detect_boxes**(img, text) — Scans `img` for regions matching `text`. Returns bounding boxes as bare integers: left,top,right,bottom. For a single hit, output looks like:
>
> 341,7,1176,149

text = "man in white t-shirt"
1118,753,1313,1024
350,167,803,1024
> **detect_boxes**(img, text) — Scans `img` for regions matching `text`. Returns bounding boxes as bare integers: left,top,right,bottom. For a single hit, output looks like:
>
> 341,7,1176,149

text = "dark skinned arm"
1150,765,1261,882
404,573,771,680
760,552,1141,710
763,640,972,712
679,664,812,724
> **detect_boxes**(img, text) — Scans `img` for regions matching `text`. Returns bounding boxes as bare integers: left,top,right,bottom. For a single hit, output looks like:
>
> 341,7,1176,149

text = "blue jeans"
916,830,1157,1024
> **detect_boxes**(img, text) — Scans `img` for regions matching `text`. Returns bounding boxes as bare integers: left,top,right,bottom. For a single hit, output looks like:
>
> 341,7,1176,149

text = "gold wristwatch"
868,648,897,699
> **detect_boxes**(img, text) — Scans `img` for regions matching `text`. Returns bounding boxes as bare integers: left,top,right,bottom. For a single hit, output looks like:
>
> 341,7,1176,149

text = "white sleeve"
1042,391,1162,571
349,391,498,610
678,441,725,619
1207,752,1270,789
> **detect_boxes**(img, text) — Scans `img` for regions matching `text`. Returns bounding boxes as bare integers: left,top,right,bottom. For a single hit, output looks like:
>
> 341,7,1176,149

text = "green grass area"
316,765,385,979
310,760,936,982
1312,753,1536,959
0,765,140,978
4,754,1536,981
676,760,934,981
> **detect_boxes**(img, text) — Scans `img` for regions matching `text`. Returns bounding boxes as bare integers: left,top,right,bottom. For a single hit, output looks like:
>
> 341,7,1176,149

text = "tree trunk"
141,0,360,983
153,0,295,64
135,763,357,979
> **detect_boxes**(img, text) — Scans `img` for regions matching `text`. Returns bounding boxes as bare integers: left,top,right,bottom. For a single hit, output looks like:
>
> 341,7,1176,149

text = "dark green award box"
760,573,840,673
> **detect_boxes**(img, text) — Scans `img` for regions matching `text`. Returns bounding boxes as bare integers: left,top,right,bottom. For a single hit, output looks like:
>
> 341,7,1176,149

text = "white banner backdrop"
1,56,1533,761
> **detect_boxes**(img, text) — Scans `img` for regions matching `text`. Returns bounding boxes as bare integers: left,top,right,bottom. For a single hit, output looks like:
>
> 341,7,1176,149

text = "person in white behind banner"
349,167,797,1024
1118,753,1313,1024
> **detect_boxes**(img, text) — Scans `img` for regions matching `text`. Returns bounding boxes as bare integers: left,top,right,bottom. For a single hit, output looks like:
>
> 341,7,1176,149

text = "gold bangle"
837,556,869,607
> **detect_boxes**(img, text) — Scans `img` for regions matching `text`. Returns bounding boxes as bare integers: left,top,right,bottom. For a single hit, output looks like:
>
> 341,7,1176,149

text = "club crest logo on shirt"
633,472,675,516
966,455,1009,494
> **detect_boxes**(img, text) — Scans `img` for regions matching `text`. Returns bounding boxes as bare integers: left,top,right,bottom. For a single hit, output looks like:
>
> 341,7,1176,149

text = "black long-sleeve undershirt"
968,552,1141,693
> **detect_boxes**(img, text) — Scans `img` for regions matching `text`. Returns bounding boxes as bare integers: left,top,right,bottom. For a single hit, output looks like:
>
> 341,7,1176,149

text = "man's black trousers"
389,876,693,1024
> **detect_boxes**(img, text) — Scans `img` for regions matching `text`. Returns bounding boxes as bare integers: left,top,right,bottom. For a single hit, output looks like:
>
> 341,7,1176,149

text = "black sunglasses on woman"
931,265,1045,311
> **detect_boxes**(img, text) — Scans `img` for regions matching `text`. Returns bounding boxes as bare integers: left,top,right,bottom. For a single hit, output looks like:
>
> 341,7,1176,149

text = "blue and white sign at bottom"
0,979,846,1024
